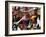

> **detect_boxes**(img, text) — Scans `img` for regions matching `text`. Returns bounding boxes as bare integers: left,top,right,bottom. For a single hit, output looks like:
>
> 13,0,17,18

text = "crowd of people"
12,6,41,31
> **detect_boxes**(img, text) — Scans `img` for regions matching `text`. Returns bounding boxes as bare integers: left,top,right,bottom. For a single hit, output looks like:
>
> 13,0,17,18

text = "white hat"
29,7,38,12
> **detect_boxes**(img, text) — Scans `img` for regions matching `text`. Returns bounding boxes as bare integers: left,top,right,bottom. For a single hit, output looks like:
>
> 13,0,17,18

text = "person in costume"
29,7,40,29
12,6,20,30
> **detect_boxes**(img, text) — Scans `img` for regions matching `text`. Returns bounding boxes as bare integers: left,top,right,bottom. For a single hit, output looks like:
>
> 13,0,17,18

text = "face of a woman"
31,10,35,15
